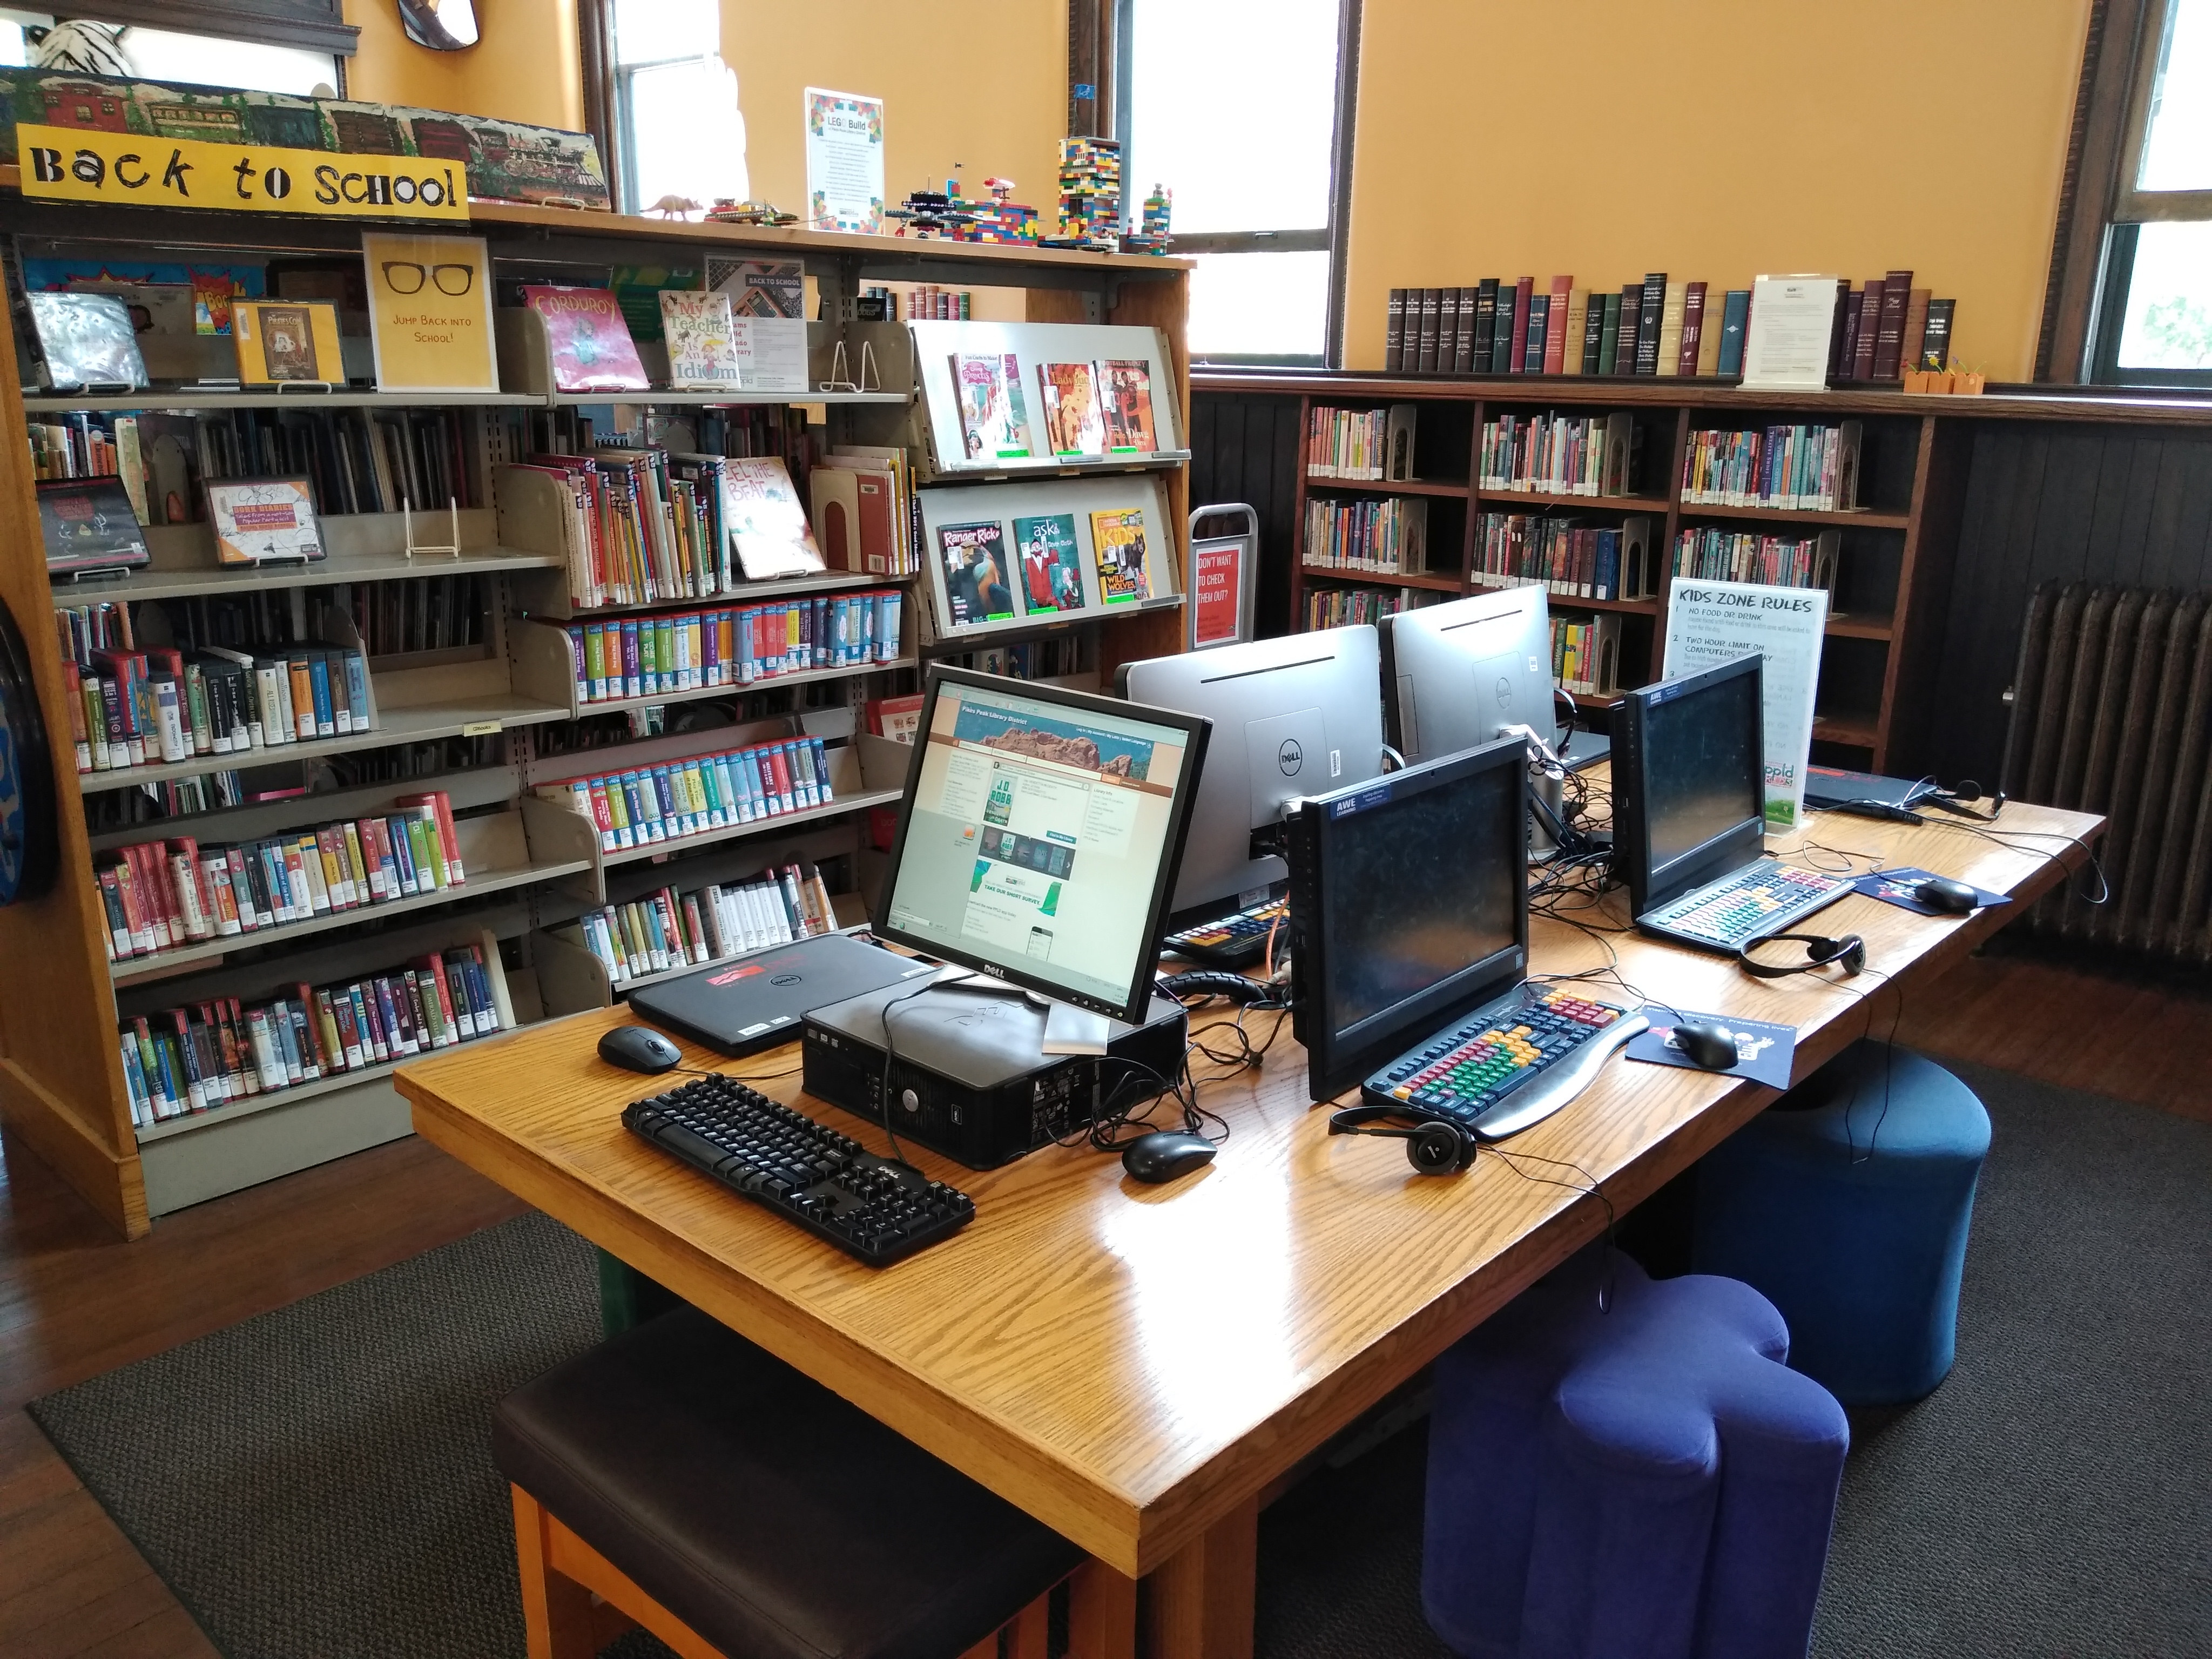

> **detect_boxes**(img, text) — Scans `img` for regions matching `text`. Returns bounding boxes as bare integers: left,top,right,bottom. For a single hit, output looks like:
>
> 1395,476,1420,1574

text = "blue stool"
1423,1251,1847,1659
1693,1040,1991,1405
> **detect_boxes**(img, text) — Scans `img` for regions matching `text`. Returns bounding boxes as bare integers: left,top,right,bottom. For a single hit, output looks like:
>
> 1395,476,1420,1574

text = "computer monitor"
1284,736,1530,1102
1117,626,1388,929
1610,653,1766,916
873,665,1211,1027
1378,588,1555,764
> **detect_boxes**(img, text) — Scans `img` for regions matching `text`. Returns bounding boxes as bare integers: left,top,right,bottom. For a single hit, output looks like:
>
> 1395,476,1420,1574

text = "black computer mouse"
1669,1021,1742,1071
1916,876,1979,915
598,1024,682,1074
1121,1130,1217,1184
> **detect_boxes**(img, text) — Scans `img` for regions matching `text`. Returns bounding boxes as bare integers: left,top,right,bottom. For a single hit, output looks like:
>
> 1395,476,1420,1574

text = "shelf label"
460,720,502,737
17,124,469,222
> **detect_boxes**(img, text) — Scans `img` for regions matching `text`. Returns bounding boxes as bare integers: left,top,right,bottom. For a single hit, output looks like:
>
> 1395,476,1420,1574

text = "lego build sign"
15,124,469,220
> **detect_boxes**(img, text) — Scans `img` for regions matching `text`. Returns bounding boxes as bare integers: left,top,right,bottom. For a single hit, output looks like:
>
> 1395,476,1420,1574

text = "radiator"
2000,581,2212,961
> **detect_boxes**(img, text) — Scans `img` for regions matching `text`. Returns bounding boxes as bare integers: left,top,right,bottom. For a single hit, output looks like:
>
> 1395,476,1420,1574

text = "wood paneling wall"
1187,393,1305,642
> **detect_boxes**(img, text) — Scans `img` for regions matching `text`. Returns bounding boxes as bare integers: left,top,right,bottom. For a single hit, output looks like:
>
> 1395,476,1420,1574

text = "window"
0,10,339,92
1121,0,1359,366
608,0,746,216
2094,0,2212,380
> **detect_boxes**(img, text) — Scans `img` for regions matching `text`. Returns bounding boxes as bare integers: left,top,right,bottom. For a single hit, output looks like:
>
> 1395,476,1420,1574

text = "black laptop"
629,933,935,1056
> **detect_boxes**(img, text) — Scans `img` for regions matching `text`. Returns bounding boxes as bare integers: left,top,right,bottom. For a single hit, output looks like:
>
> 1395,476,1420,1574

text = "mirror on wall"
399,0,480,50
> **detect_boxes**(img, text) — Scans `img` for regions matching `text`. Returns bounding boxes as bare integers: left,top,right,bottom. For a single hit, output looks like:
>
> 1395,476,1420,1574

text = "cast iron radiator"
2000,582,2212,960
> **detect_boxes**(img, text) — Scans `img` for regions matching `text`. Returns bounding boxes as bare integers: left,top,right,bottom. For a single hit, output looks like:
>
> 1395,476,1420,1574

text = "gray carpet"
27,1063,2212,1658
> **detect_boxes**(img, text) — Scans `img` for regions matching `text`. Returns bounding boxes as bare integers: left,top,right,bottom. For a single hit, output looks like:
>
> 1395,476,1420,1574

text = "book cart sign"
1662,578,1826,831
17,124,470,220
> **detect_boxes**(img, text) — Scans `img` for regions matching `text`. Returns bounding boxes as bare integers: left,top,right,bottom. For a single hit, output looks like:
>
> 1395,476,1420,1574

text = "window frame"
610,31,718,217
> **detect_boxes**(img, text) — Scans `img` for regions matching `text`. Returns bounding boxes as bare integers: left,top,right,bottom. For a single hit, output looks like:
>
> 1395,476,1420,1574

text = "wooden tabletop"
397,794,2099,1580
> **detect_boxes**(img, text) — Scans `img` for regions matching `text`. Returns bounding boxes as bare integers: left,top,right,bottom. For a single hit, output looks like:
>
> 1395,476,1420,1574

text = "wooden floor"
1,948,2206,1655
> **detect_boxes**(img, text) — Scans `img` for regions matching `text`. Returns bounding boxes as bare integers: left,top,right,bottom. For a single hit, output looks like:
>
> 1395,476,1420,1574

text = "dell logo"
1278,738,1303,775
1493,675,1513,708
771,973,802,986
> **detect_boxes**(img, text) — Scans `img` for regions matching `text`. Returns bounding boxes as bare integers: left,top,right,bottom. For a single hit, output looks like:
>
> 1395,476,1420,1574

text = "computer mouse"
1668,1021,1742,1071
598,1024,682,1074
1121,1130,1217,1184
1917,876,1979,915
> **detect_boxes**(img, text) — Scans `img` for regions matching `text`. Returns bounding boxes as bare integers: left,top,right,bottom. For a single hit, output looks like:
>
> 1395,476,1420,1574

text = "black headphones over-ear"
1328,1105,1478,1175
1737,932,1866,979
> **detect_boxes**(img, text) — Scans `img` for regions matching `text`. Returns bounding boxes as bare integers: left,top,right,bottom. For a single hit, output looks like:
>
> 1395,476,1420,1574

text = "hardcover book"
659,289,742,389
938,520,1016,625
207,478,323,565
28,292,147,390
1097,359,1159,453
1090,507,1151,604
1011,512,1087,615
719,456,825,579
1035,361,1105,457
524,285,649,393
952,352,1034,461
233,301,343,386
37,478,150,573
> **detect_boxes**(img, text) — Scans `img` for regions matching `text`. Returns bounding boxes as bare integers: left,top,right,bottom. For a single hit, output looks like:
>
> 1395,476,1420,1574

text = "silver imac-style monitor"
1117,625,1388,929
1378,587,1555,764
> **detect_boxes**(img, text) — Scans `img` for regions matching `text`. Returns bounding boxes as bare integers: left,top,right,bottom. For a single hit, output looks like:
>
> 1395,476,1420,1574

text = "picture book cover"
207,477,324,565
233,300,343,386
1090,508,1151,604
523,284,649,393
37,478,150,572
718,456,826,579
950,352,1033,462
1011,513,1086,615
1036,361,1104,457
363,232,498,393
28,292,147,390
659,289,741,389
1096,359,1159,454
938,520,1016,626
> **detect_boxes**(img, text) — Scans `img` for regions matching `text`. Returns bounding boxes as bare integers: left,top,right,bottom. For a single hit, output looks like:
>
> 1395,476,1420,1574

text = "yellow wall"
1344,0,2094,381
343,0,582,132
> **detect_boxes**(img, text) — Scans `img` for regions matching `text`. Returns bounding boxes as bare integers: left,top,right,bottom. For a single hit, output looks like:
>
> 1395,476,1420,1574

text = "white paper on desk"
1663,577,1826,832
1741,274,1842,391
732,317,811,393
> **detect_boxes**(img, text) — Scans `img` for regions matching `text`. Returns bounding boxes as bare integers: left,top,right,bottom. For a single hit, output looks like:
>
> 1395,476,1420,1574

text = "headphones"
1925,780,2006,822
1328,1105,1478,1175
1737,932,1865,979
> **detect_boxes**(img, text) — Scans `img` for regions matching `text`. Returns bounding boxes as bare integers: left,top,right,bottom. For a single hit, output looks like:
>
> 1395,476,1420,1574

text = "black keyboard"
622,1075,975,1265
1163,898,1287,968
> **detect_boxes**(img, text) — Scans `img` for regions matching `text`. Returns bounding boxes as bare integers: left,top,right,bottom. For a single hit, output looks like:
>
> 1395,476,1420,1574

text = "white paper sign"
1663,578,1828,831
1741,274,1841,392
731,316,811,393
805,88,884,234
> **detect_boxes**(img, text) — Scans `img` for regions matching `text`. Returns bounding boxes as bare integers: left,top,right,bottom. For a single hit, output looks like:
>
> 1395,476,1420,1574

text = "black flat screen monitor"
873,665,1211,1026
1285,736,1529,1102
1610,653,1766,916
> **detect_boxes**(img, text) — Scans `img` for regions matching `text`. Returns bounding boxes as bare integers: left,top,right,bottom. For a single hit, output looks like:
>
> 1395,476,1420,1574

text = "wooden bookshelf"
0,193,1192,1238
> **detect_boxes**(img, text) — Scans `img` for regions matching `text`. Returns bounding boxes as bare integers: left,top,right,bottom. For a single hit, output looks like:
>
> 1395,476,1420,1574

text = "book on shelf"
1090,507,1153,603
1716,290,1752,377
1898,287,1932,381
952,352,1035,462
1676,282,1708,376
1672,527,1840,591
659,289,743,390
1302,585,1440,631
1507,279,1533,373
1654,280,1687,379
557,589,902,705
1871,269,1913,380
1011,513,1087,616
808,453,912,578
206,477,323,565
932,636,1088,679
1552,614,1621,698
1634,274,1667,375
938,520,1017,625
1523,288,1550,375
1474,511,1651,602
1097,360,1159,453
1307,405,1405,480
1679,422,1861,511
1919,300,1955,370
1386,288,1406,370
717,454,826,581
1542,276,1572,375
525,284,650,393
1303,495,1428,575
37,478,149,574
564,861,839,985
867,693,926,743
28,292,149,391
536,733,838,853
1036,361,1106,458
1479,410,1640,498
232,301,343,387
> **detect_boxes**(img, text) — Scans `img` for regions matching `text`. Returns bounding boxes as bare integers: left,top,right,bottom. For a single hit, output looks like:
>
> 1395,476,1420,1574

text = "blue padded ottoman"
1423,1251,1848,1659
1693,1039,1990,1405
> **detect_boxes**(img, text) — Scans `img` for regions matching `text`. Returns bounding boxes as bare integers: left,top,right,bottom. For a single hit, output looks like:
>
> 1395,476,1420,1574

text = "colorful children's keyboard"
1364,987,1647,1142
1163,899,1287,968
1637,862,1849,951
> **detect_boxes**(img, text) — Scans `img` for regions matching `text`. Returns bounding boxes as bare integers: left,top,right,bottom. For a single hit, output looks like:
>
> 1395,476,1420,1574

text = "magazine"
1096,359,1159,454
1090,508,1151,604
719,456,826,579
523,285,649,392
1035,361,1105,457
938,520,1016,626
1011,513,1087,615
28,292,148,390
950,352,1034,461
659,289,742,389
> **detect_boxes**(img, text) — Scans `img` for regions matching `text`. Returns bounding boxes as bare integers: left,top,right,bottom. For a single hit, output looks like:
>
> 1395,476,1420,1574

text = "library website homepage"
889,685,1185,1008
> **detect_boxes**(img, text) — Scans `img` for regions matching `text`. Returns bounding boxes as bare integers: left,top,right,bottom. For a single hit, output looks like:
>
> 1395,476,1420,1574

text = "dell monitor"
873,665,1210,1033
1379,588,1556,764
1610,652,1767,916
1118,626,1389,930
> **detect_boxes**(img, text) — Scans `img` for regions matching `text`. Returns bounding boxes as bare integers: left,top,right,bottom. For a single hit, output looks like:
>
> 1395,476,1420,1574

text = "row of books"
1553,615,1623,699
1836,274,1953,383
1680,424,1863,511
99,792,463,964
58,638,374,777
84,734,496,833
1303,496,1431,575
567,862,840,985
1305,404,1414,481
860,284,972,321
925,633,1087,682
1472,513,1656,602
1480,412,1642,498
321,576,489,659
537,735,838,855
556,589,906,706
1301,586,1440,631
29,416,125,482
118,943,505,1128
1671,528,1841,591
1384,279,1750,380
948,350,1159,464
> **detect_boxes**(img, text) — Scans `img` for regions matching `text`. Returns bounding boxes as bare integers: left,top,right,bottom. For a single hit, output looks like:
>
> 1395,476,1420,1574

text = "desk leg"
1145,1498,1258,1659
1069,1556,1138,1658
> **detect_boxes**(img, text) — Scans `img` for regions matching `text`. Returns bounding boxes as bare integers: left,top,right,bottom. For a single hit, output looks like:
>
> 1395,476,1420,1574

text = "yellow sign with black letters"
15,124,469,221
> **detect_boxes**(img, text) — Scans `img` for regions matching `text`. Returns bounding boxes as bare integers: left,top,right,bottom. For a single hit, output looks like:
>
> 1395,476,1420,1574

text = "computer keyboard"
622,1075,975,1266
1366,988,1649,1142
1163,898,1287,968
1639,862,1850,949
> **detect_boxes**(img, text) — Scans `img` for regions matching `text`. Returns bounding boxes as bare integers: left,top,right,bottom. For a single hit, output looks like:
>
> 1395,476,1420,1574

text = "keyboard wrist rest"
1472,1012,1651,1143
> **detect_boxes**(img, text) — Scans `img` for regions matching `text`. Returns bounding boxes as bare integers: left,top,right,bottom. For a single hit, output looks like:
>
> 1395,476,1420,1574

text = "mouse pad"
1625,1011,1797,1090
1854,866,2012,916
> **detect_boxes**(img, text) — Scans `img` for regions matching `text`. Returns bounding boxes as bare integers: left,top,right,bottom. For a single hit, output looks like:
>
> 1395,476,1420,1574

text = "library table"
397,791,2099,1658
